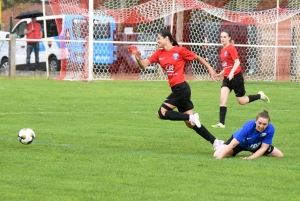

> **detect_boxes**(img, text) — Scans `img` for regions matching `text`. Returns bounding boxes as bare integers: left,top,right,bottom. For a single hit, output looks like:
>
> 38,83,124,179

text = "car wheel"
49,56,58,71
0,58,9,69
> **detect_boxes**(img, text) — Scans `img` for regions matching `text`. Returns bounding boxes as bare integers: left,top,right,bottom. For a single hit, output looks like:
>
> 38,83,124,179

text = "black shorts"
164,81,194,113
225,136,275,156
222,72,246,97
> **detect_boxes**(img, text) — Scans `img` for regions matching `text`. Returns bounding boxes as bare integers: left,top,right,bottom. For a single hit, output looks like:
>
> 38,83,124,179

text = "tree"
2,0,41,10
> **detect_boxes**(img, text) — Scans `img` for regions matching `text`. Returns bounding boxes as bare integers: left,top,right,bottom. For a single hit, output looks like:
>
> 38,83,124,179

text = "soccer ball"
18,128,35,145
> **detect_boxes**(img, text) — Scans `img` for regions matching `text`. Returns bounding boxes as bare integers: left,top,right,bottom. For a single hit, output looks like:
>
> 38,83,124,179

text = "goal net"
49,0,300,82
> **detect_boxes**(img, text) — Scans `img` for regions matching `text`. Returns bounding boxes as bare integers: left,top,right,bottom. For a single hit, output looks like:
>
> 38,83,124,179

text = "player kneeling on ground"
214,110,283,160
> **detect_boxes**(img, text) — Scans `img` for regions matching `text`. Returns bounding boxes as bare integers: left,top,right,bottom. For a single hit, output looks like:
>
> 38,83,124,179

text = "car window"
42,19,60,37
12,22,27,38
33,19,61,38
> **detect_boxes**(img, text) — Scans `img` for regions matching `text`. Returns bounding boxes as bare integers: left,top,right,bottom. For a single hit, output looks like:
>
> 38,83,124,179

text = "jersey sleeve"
229,46,239,61
233,128,247,143
233,121,252,143
262,124,275,145
148,50,160,64
180,47,196,61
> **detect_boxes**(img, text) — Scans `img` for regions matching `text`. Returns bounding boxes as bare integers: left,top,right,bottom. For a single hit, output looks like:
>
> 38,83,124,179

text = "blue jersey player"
214,110,283,159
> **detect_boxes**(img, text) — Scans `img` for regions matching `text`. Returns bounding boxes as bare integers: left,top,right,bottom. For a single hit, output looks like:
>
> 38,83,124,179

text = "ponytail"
158,29,179,46
256,110,270,122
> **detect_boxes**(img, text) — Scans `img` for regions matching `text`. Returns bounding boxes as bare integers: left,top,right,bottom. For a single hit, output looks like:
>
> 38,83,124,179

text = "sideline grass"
0,77,299,201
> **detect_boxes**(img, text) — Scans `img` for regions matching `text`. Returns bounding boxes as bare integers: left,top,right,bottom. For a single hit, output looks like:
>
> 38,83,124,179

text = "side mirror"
6,34,9,38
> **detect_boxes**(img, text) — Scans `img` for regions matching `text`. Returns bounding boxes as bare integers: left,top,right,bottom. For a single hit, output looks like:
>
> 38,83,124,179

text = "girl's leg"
212,87,230,127
184,110,221,145
236,92,270,105
267,147,284,157
157,103,188,120
158,103,200,127
232,73,269,104
220,86,231,107
213,144,234,158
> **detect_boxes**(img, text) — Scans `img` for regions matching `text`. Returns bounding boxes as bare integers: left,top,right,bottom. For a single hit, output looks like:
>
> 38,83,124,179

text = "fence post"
8,34,16,78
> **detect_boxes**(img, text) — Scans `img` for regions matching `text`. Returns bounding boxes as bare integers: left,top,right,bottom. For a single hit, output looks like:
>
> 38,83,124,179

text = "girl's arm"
135,51,151,69
243,143,269,160
228,59,240,80
216,69,224,80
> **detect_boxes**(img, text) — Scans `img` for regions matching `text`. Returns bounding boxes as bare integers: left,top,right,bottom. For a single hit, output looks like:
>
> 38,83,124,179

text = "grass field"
0,77,299,201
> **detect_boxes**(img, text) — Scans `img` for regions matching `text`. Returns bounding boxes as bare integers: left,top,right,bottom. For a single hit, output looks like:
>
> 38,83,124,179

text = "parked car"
0,31,9,39
62,14,118,72
0,15,65,71
0,31,10,69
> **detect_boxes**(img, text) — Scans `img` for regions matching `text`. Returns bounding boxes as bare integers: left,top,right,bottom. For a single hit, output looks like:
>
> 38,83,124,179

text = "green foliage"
0,77,299,201
2,0,41,10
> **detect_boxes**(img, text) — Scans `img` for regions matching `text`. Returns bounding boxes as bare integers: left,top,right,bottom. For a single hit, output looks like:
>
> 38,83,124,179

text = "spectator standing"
24,17,42,71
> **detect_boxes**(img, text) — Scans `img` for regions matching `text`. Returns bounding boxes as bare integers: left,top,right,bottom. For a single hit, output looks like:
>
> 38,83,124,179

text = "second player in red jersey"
211,30,270,129
220,44,241,77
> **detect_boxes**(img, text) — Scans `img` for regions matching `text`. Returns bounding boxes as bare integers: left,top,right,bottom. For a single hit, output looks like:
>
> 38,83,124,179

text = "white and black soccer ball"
18,128,35,145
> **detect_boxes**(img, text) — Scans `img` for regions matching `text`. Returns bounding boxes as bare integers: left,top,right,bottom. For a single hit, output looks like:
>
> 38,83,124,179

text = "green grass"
0,77,299,201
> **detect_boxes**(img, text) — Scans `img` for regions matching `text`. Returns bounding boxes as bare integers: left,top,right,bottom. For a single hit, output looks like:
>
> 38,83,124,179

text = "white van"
0,15,65,71
0,31,10,39
0,31,10,53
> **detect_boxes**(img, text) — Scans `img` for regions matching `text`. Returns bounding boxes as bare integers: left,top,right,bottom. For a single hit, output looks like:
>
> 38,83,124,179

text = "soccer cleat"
258,91,270,103
213,139,224,151
190,113,201,128
211,123,225,128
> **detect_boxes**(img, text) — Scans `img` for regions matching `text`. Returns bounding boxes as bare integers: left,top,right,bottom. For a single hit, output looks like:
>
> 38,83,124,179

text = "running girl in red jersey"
211,30,270,129
134,29,223,150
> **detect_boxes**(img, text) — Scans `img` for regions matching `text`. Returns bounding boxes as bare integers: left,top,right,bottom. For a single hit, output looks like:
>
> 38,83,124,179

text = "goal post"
49,0,300,82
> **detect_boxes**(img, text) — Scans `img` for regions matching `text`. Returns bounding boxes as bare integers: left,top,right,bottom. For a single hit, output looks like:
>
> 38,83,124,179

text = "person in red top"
133,29,224,150
24,17,43,71
211,30,270,129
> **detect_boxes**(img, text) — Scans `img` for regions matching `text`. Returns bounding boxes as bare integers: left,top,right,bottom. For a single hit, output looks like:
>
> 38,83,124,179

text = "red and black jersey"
220,45,241,77
148,46,195,87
